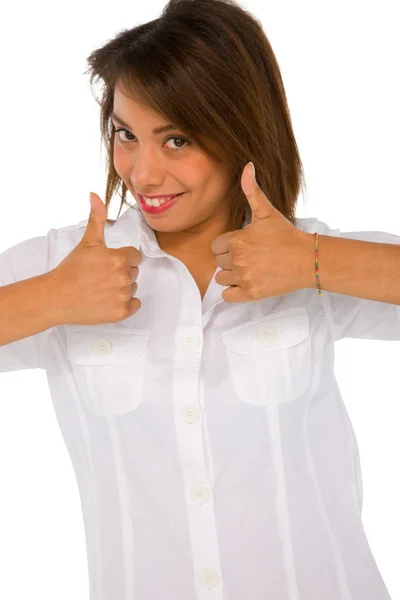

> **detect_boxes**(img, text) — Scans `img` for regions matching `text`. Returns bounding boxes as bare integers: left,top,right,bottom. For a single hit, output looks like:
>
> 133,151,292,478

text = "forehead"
113,85,159,121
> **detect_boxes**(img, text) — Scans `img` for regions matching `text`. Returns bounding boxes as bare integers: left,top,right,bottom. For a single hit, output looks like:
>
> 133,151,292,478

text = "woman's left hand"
211,162,314,303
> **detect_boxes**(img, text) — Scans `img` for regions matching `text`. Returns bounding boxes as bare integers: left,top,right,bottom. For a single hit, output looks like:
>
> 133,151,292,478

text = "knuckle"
118,290,131,303
113,308,128,322
230,230,242,245
248,284,260,299
114,254,128,269
134,249,144,264
118,273,132,287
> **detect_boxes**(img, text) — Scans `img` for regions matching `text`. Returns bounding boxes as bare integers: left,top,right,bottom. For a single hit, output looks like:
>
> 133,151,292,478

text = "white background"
0,0,399,598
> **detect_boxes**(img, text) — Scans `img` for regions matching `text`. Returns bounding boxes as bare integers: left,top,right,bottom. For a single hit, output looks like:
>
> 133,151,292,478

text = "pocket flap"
221,306,309,355
65,327,150,365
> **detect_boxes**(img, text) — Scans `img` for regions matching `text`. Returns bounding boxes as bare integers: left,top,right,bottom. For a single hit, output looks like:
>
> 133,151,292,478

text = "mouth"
137,192,185,215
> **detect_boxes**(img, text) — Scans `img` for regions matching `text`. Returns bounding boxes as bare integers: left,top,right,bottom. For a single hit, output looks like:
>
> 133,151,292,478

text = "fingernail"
250,162,257,185
89,193,94,209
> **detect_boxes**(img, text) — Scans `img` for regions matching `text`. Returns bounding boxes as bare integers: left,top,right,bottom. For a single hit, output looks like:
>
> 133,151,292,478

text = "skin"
112,85,233,261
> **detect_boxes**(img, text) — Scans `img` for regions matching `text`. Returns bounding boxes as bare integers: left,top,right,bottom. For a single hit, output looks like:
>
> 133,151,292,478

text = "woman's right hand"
46,192,143,326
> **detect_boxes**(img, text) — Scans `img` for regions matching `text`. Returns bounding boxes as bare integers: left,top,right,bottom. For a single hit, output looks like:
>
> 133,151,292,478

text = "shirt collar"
105,203,252,258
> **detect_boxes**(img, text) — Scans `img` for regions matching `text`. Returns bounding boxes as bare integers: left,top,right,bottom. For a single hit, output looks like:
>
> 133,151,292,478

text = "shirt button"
92,339,113,357
180,405,200,424
256,325,277,344
177,331,201,349
190,485,211,504
200,568,220,589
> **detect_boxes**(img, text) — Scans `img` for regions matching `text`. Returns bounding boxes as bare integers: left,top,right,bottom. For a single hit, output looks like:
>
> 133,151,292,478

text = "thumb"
83,192,107,245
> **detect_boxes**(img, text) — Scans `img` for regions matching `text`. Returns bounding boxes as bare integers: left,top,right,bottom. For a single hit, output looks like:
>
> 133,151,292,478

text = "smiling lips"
138,192,185,214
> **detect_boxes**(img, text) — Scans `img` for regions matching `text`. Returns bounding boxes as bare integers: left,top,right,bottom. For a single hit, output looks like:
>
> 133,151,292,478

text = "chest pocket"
65,326,151,417
220,306,311,406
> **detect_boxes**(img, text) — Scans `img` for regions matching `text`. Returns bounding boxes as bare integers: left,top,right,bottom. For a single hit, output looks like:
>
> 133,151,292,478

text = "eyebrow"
111,112,178,135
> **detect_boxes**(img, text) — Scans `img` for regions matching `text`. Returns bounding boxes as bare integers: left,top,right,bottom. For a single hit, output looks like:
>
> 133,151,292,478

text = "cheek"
113,147,129,176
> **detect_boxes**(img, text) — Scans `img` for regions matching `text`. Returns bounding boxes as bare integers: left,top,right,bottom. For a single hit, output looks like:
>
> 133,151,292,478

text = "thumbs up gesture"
211,162,314,303
48,193,143,326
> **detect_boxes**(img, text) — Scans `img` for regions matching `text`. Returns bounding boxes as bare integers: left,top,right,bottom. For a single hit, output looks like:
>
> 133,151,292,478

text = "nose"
129,146,166,192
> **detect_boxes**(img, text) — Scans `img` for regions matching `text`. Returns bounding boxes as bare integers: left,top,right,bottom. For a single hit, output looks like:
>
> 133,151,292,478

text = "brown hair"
84,0,307,231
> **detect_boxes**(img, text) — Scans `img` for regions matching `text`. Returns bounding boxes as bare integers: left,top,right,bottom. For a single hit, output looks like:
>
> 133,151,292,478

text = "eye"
114,128,135,143
113,127,190,151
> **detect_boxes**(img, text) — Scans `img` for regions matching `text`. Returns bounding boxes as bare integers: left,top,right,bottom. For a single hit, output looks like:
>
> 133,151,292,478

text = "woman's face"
112,85,232,254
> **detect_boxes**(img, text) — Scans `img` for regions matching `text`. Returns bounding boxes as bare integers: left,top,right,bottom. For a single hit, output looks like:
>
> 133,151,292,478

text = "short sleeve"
0,232,55,372
297,218,400,342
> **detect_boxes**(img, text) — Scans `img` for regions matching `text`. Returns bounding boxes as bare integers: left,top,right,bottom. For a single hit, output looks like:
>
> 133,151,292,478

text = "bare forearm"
302,233,400,305
0,273,58,347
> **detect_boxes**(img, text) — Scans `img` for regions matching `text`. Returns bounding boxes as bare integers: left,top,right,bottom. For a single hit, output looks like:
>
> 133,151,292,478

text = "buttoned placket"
138,231,224,598
170,259,225,598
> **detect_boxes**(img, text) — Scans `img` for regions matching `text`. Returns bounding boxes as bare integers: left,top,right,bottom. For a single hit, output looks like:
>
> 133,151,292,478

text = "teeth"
142,195,175,207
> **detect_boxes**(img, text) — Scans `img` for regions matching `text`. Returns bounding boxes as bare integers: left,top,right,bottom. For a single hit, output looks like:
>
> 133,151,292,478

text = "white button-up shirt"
1,204,400,600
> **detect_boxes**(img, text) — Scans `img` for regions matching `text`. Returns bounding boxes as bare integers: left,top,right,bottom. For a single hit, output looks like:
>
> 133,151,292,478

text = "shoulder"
295,217,338,236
